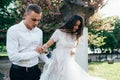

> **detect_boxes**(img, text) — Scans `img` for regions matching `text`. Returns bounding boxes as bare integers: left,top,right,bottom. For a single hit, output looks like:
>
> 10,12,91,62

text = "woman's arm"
42,38,55,51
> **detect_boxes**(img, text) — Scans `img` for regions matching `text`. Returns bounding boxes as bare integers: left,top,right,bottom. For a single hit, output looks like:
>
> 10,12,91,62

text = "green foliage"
0,0,22,47
88,14,118,51
0,0,12,8
0,0,21,30
88,31,106,51
113,17,120,48
0,0,108,51
0,0,62,50
88,29,117,51
99,30,117,49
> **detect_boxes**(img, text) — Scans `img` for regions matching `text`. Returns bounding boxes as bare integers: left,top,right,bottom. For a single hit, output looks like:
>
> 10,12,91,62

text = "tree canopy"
1,0,120,52
113,17,120,49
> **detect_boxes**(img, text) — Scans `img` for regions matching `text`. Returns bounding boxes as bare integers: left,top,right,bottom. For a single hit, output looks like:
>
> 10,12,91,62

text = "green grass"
0,52,7,56
88,61,120,80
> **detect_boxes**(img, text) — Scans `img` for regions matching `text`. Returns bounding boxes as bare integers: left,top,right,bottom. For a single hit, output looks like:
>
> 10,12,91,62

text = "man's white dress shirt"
7,21,49,67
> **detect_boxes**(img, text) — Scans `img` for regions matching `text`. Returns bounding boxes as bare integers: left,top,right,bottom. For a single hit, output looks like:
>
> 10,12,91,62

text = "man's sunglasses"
31,18,40,22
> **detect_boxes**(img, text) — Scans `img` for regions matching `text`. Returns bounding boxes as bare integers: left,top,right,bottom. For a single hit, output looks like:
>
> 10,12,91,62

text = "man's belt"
11,64,38,72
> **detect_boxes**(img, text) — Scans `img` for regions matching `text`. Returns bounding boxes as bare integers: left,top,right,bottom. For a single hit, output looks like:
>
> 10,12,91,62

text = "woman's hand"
41,44,48,53
36,46,44,54
70,51,75,56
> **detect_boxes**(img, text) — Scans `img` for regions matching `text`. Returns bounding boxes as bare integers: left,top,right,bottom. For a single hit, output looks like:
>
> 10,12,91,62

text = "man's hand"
36,46,44,54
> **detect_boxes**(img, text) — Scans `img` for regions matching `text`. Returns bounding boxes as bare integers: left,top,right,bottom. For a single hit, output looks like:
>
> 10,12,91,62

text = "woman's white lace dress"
40,29,106,80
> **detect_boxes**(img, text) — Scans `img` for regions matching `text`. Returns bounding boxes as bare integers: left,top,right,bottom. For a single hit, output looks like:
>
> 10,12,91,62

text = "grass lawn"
88,61,120,80
0,52,7,56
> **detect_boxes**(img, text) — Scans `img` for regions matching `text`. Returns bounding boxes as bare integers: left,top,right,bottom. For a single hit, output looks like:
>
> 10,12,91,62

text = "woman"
40,15,106,80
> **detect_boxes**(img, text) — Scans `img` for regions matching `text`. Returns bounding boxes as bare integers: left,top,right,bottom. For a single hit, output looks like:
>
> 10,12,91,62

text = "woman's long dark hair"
59,15,84,40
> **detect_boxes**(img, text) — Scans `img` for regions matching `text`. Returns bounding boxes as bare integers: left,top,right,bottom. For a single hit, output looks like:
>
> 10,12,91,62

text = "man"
6,4,49,80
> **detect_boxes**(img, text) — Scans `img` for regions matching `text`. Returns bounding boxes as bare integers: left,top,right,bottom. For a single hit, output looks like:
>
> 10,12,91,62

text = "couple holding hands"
7,4,106,80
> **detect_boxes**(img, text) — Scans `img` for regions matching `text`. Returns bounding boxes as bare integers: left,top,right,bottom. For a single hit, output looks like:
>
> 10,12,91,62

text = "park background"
0,0,120,80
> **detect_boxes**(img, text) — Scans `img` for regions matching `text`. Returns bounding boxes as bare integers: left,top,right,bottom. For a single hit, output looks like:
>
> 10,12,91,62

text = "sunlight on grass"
0,52,7,56
88,62,120,80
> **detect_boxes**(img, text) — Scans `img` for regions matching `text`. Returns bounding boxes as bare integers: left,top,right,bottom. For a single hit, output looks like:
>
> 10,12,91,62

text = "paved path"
0,57,11,80
0,57,44,80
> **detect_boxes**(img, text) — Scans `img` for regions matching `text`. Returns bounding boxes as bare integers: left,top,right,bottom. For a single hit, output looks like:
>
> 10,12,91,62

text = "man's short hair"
25,4,42,14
